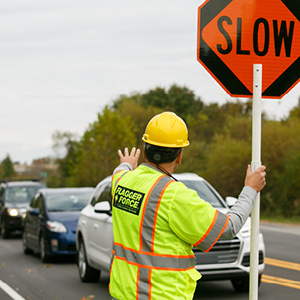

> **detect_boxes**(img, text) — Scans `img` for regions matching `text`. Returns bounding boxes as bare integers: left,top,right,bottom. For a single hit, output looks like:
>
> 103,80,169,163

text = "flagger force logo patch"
113,185,145,215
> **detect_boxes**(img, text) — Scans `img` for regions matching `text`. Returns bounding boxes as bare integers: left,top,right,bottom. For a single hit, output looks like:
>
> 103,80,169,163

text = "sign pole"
249,64,262,300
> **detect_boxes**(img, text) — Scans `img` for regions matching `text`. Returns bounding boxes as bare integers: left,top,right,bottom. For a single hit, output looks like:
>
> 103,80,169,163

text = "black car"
22,187,94,262
0,180,46,238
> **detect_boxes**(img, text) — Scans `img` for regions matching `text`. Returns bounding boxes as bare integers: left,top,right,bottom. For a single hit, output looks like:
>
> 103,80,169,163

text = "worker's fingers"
124,147,129,157
118,147,141,169
246,164,252,176
134,148,141,159
118,149,123,158
247,164,266,172
130,147,138,157
255,165,266,172
245,164,267,192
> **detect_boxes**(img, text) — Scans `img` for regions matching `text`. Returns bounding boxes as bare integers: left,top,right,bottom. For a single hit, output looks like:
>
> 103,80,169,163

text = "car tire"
22,232,33,255
39,234,50,263
1,223,10,239
77,238,100,282
231,274,261,293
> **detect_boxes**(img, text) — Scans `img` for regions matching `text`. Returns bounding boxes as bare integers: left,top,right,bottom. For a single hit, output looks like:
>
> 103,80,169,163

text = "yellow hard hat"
142,112,189,148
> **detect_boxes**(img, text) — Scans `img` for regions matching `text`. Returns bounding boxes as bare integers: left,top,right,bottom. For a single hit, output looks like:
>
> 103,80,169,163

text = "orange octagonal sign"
197,0,300,98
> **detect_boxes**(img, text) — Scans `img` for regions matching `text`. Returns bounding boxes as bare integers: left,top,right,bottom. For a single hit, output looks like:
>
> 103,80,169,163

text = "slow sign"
197,0,300,98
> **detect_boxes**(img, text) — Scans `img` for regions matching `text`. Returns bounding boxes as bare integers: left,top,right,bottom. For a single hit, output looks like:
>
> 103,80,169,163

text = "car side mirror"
226,196,238,208
94,201,112,216
30,208,40,216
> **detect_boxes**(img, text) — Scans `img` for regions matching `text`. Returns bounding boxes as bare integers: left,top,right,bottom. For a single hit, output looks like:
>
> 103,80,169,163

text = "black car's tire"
77,238,100,282
22,232,33,255
231,274,261,293
1,224,10,239
39,234,50,263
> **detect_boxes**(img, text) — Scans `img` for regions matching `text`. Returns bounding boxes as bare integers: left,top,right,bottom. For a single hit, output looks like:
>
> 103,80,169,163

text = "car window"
30,194,39,209
91,183,111,207
180,180,225,208
38,195,45,214
46,192,92,212
5,186,45,204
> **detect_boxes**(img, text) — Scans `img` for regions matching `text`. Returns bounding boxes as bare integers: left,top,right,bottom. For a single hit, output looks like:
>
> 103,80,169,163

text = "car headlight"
7,208,19,217
46,221,67,233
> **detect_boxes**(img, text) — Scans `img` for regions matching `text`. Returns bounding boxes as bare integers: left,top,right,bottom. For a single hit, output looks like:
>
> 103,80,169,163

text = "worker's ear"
143,145,146,160
176,150,183,165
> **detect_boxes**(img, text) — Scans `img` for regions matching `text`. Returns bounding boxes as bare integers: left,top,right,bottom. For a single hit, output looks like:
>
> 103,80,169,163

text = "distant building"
13,157,58,179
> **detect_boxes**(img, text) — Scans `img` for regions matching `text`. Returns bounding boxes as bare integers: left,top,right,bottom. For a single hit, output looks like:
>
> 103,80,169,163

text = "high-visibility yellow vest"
109,164,229,300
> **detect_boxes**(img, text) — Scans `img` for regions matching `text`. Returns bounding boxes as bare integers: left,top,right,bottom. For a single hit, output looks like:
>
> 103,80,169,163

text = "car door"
25,194,40,249
86,179,113,271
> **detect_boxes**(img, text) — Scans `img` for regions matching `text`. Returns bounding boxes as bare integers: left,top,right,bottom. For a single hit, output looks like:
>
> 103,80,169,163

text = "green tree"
135,84,204,120
51,84,300,220
66,107,138,186
112,97,161,150
0,155,15,179
262,120,300,217
287,97,300,120
52,131,79,187
203,135,251,198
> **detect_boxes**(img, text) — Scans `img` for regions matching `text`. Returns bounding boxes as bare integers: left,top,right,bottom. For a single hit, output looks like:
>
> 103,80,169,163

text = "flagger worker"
109,111,266,300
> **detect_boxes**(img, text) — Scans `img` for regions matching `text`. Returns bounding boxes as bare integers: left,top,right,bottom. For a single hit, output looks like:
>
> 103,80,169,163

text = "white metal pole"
249,64,262,300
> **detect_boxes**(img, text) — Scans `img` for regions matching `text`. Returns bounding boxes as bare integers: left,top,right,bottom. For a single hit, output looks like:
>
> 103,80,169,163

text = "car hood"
48,211,81,231
5,202,29,209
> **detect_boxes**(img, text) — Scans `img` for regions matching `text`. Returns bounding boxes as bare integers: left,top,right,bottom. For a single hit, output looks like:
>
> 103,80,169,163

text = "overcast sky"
1,0,300,164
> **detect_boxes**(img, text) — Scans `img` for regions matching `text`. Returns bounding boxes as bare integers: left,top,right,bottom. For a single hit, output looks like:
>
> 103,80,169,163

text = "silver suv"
76,173,265,292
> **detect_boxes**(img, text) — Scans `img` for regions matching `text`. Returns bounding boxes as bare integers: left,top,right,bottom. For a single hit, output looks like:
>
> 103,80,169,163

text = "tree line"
2,84,300,221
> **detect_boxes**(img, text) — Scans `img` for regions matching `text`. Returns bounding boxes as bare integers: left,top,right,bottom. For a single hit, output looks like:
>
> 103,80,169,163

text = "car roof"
2,181,46,187
40,187,94,196
173,173,205,182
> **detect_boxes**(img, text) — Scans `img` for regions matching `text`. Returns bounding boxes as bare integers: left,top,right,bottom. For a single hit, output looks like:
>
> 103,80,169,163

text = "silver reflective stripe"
114,244,194,270
195,211,229,252
138,175,171,299
141,175,173,253
112,171,129,194
138,268,151,300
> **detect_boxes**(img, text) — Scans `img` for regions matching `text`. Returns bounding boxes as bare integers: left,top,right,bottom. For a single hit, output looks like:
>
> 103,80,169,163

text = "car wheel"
22,232,33,255
231,274,261,293
39,234,50,263
1,223,10,239
77,238,100,282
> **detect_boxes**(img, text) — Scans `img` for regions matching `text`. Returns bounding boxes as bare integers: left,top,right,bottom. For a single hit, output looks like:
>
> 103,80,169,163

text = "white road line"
260,224,300,236
0,280,26,300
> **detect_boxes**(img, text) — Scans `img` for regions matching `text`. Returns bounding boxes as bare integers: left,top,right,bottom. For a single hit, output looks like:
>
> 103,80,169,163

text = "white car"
76,173,265,292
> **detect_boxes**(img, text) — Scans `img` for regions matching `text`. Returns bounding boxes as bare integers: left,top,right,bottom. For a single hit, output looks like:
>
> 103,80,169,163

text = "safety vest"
109,163,229,300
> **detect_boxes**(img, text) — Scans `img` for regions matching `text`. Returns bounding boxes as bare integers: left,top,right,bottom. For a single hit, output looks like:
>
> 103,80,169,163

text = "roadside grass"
261,214,300,226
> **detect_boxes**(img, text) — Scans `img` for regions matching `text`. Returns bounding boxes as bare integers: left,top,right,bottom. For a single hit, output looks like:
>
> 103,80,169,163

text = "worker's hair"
144,143,182,164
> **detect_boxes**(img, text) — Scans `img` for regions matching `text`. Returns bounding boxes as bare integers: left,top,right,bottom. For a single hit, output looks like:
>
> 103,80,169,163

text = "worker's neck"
147,161,176,175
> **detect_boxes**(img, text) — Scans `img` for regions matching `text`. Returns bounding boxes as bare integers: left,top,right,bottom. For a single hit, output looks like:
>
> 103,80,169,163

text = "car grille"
241,251,264,267
193,237,241,265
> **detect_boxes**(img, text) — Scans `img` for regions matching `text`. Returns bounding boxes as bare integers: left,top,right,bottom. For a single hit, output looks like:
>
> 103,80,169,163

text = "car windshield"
180,180,225,208
46,192,92,212
5,186,44,204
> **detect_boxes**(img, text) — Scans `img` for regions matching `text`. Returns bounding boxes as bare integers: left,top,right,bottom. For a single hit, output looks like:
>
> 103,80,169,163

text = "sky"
1,0,300,164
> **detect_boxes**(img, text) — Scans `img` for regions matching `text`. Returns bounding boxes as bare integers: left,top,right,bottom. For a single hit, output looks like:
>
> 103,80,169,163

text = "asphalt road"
0,222,299,300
